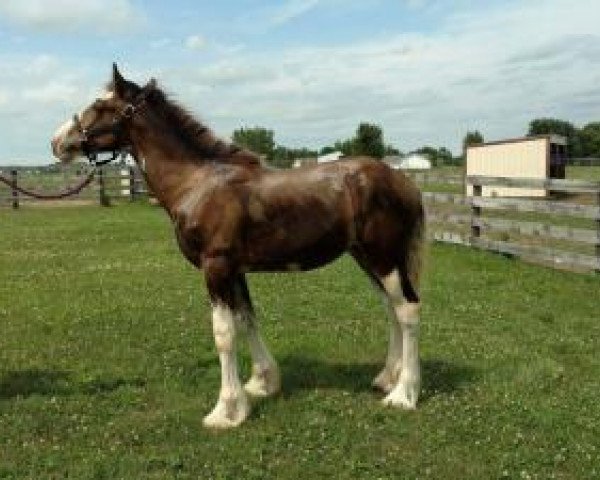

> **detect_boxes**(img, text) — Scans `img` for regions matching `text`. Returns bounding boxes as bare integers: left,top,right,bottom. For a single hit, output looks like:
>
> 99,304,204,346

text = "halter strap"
76,89,150,167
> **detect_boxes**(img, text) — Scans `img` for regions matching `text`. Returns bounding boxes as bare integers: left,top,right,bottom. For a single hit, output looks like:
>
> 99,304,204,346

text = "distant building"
317,151,344,163
466,135,567,197
389,153,432,170
292,157,318,168
384,155,404,169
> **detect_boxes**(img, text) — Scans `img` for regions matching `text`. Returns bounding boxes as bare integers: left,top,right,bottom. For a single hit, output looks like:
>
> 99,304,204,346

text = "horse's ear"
112,63,126,97
145,78,157,90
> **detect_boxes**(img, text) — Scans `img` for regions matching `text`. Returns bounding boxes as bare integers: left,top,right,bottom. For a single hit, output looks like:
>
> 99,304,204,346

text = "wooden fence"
412,173,600,273
2,166,599,273
569,157,600,167
0,166,148,208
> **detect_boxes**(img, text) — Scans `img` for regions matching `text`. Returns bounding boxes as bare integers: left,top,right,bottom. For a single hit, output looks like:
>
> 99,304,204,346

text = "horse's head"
51,64,152,163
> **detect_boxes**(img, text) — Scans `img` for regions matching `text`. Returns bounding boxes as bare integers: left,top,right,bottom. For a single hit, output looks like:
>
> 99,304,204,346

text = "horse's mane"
115,82,261,167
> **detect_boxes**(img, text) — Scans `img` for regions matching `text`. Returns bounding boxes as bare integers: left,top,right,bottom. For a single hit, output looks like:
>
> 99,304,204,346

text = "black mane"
113,82,261,165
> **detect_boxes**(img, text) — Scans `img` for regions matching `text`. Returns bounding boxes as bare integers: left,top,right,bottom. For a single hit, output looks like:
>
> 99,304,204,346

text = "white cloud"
150,37,173,49
0,0,142,33
0,54,95,163
2,0,600,164
163,0,600,152
21,81,81,105
185,34,207,51
269,0,321,26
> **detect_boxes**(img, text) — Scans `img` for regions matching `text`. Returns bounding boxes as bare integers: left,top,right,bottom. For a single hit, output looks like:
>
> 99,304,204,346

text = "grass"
1,204,600,479
566,166,600,181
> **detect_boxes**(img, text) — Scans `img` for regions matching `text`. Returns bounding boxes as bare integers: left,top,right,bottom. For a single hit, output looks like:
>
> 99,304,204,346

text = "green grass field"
566,166,600,181
1,205,599,479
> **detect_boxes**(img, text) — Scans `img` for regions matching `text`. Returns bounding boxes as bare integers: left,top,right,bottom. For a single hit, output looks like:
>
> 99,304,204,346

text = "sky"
1,0,600,165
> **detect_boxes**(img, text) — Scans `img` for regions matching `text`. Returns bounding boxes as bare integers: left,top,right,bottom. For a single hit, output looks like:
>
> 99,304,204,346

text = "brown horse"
51,65,425,428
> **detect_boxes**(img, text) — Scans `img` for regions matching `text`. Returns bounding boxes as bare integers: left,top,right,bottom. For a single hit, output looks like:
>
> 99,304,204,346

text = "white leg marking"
372,312,402,393
238,311,280,398
383,302,421,409
379,270,421,409
203,304,250,429
373,270,404,392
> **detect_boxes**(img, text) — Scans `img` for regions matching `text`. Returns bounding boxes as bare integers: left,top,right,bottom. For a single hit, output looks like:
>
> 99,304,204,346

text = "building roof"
466,134,567,151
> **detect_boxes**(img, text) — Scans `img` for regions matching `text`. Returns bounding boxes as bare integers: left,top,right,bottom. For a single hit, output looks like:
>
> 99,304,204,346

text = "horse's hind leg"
234,274,281,398
351,252,402,394
379,269,421,409
372,298,403,394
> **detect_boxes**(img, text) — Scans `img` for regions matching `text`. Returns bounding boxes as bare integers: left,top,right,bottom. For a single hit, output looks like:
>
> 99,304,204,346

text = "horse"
51,64,425,428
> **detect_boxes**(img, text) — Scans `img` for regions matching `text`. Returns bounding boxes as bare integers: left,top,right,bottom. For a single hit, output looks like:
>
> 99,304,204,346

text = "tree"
527,118,582,157
437,147,453,165
270,145,318,169
579,122,600,159
462,130,484,151
354,122,385,159
333,138,356,156
384,144,402,156
412,146,455,167
319,145,337,156
270,146,294,169
413,146,440,166
232,127,275,160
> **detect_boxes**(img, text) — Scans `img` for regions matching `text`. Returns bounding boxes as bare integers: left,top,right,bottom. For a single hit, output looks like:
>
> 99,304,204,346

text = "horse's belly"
243,223,348,272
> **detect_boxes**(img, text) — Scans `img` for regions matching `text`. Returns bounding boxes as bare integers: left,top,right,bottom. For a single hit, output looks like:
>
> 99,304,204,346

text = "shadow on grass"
420,359,479,403
278,354,478,402
0,368,146,400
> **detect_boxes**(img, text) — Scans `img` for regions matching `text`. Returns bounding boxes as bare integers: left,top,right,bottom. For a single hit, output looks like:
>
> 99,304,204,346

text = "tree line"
463,119,600,159
525,118,600,159
232,123,392,169
232,117,600,169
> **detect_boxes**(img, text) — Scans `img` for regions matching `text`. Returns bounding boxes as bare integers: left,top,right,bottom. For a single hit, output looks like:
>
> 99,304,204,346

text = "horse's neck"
129,126,204,215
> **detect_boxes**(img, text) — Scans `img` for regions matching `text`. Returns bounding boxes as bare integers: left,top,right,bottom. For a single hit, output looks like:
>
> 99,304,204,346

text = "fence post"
470,180,482,244
11,169,19,210
98,167,110,206
129,166,136,202
596,188,600,273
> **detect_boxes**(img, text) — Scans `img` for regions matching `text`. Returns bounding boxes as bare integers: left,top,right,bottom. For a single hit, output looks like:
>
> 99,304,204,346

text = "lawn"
1,204,599,479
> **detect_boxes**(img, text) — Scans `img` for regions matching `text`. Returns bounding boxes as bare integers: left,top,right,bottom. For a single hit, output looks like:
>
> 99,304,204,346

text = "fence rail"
0,166,148,208
568,157,600,167
422,175,600,273
467,175,600,194
470,196,600,220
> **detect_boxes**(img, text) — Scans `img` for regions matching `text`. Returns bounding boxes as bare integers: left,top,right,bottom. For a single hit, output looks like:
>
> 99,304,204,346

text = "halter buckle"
122,104,135,119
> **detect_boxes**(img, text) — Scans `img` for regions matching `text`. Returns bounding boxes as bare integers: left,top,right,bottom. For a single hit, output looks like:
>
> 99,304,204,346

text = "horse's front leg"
233,274,280,398
202,257,251,429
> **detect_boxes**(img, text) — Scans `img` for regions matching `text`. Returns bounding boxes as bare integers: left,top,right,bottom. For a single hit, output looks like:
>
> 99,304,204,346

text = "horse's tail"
399,193,425,304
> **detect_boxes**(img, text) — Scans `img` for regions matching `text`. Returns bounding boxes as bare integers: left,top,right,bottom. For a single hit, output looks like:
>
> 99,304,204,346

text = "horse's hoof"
244,366,281,398
381,381,419,410
203,393,250,429
372,368,398,393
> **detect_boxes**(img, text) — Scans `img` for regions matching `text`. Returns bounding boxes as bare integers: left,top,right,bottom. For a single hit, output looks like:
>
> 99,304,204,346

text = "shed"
465,135,567,197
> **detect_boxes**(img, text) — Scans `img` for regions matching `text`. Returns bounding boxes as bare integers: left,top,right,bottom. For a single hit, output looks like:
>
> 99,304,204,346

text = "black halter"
74,96,145,167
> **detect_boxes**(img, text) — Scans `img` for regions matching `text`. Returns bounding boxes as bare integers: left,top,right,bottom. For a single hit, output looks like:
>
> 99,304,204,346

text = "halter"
74,91,148,167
